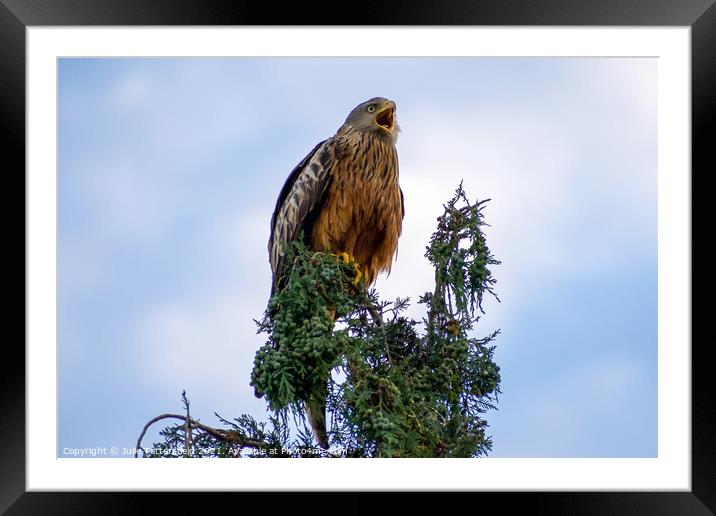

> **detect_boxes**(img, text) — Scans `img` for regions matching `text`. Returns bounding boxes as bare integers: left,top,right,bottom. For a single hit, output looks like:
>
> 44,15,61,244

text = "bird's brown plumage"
309,129,402,286
267,97,404,448
269,97,403,292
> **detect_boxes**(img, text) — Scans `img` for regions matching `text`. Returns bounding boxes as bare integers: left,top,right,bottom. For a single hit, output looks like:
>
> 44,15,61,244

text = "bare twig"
134,413,272,458
182,390,192,457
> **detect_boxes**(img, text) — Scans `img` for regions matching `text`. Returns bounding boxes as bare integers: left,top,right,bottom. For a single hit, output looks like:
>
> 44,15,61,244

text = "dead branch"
134,413,271,458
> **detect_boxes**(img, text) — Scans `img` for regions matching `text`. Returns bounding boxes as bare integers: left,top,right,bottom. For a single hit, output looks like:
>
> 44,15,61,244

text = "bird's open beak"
375,105,395,132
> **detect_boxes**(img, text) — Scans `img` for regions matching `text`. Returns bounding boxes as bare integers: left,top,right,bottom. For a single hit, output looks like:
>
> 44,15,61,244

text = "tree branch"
134,413,272,457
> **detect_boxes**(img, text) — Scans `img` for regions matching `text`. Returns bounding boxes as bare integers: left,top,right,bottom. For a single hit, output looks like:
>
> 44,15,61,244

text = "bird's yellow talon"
331,252,362,285
331,251,351,263
352,266,363,286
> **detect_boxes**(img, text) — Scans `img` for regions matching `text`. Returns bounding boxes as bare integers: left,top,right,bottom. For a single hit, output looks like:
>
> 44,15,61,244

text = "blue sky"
58,57,657,458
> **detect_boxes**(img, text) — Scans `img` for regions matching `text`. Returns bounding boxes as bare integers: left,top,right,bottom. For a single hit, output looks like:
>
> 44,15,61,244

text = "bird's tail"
304,387,328,449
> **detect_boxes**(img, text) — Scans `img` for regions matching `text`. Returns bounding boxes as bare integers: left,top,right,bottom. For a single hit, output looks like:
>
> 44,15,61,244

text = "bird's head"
341,97,400,143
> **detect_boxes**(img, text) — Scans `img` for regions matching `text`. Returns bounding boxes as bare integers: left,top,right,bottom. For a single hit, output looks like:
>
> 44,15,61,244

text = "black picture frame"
5,0,713,513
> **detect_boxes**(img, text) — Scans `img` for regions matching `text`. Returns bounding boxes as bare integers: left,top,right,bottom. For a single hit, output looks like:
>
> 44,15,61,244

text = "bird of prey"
268,97,404,448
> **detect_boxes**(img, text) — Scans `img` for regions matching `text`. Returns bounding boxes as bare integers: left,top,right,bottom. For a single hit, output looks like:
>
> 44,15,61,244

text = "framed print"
6,0,714,513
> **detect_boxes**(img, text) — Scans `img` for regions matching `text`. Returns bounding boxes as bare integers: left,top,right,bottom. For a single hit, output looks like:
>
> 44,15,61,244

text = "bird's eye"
367,105,376,113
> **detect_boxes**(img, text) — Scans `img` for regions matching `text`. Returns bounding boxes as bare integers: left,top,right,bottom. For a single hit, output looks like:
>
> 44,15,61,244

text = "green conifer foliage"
139,184,501,458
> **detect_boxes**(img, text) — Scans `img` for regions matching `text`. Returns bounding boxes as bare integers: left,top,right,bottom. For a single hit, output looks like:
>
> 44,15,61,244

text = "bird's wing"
269,138,335,293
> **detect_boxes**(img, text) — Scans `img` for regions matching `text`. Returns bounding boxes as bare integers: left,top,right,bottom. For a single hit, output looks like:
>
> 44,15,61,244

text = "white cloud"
136,291,261,397
378,106,577,329
130,204,275,418
77,160,174,242
209,207,273,273
110,71,154,111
